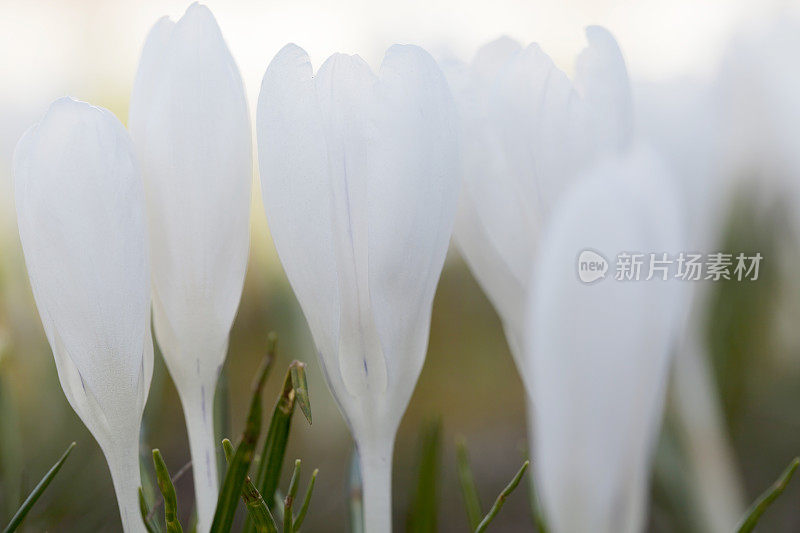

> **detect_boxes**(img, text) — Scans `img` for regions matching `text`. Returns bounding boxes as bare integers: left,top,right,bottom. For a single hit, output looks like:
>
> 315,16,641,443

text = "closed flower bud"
15,97,152,533
257,43,459,532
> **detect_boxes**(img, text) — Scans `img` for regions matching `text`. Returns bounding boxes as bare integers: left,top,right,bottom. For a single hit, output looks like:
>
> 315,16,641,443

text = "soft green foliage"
293,468,317,532
455,437,482,530
736,457,799,533
222,438,278,533
407,418,442,532
283,460,301,532
474,460,529,533
2,441,75,533
289,363,312,425
246,342,312,533
210,350,274,533
152,450,183,533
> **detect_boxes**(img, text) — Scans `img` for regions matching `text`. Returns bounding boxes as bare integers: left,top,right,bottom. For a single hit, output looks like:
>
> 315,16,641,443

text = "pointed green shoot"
289,362,311,425
283,460,302,532
2,441,75,533
475,460,530,533
455,437,482,530
736,457,799,533
210,351,274,533
222,439,278,533
293,468,318,532
248,345,312,533
407,418,442,532
152,450,182,533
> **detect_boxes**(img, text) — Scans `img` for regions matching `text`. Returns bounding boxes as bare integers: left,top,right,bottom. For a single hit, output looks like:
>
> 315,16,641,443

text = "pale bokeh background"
1,0,799,531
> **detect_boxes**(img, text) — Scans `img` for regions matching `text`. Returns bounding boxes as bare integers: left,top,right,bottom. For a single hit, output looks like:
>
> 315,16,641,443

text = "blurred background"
1,0,800,531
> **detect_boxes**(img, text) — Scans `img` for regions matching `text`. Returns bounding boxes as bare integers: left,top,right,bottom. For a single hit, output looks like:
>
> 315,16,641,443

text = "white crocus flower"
257,43,458,532
444,26,632,387
527,146,685,533
14,97,152,533
129,4,251,527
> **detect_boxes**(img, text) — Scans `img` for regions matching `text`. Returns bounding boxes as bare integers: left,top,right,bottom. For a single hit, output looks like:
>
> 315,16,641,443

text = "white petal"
369,44,459,417
314,52,389,399
129,3,251,377
575,26,633,153
14,97,151,532
14,97,150,424
527,146,685,533
450,28,632,376
256,44,343,397
258,44,459,440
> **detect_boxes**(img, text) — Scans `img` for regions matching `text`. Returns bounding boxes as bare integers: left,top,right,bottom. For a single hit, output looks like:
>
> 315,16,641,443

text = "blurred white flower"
14,97,152,533
527,146,685,533
443,26,632,384
257,43,458,532
129,4,252,527
637,78,746,533
716,15,800,225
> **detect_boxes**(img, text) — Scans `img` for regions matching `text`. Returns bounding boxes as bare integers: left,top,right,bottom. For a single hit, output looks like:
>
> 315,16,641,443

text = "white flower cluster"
13,3,800,532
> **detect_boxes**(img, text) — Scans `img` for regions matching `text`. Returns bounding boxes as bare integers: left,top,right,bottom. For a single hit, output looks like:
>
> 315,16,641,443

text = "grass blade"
406,418,442,532
222,439,278,533
736,457,799,533
289,363,311,424
210,350,274,533
283,460,302,532
2,441,75,533
348,450,364,533
152,450,183,533
292,468,318,532
455,437,482,530
475,460,529,533
248,341,312,532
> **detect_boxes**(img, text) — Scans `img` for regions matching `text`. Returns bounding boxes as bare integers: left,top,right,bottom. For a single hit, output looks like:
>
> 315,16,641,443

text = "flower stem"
105,439,147,533
358,438,394,533
180,381,219,532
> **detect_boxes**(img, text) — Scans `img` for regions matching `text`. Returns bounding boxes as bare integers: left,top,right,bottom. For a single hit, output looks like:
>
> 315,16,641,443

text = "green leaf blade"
248,354,312,533
283,460,302,532
736,457,799,533
293,468,318,532
210,351,274,533
152,450,183,533
222,438,278,533
407,418,442,533
475,460,530,533
2,441,75,533
455,437,482,530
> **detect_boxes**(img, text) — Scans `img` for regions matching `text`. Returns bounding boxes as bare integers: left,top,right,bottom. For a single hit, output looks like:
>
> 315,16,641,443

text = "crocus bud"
129,4,252,528
526,146,685,533
257,43,458,532
14,97,152,533
445,27,632,384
